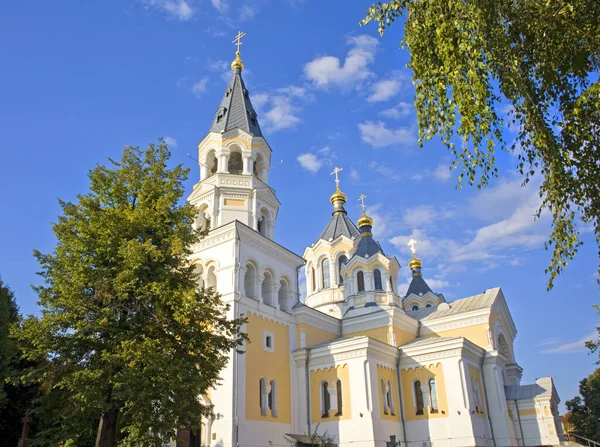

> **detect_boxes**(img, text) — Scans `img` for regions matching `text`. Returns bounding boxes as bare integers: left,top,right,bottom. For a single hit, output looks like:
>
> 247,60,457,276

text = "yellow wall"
297,323,338,348
467,364,487,418
245,312,291,423
377,365,400,421
518,408,540,416
400,363,449,421
424,323,490,349
310,364,352,423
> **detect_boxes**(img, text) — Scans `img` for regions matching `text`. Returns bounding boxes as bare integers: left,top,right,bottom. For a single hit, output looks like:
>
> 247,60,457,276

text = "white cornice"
292,305,340,334
236,221,304,267
307,336,399,369
399,337,484,368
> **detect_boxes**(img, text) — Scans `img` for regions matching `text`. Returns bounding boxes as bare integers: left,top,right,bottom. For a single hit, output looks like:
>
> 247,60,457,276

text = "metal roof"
208,67,263,137
316,212,361,244
505,377,555,401
400,336,463,348
405,275,433,297
409,288,501,321
353,233,385,258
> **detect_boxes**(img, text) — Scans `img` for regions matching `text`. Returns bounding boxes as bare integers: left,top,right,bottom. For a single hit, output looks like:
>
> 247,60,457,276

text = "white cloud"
297,153,323,174
366,204,395,239
381,101,413,119
541,330,597,354
141,0,194,21
368,79,402,102
239,4,257,20
252,86,308,132
359,121,416,149
304,35,378,90
368,161,401,181
163,136,178,147
389,178,549,270
433,164,452,182
349,169,359,182
191,77,209,97
210,0,228,13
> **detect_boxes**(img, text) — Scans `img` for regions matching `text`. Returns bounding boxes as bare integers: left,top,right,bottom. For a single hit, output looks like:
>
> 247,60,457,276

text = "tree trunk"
95,407,119,447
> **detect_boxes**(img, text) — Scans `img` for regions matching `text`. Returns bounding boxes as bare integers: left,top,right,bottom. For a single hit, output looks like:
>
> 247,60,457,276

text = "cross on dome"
233,31,246,53
331,167,343,187
407,238,417,255
358,194,367,213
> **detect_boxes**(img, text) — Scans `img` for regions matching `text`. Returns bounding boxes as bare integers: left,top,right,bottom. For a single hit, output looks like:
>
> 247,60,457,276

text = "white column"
242,149,252,175
200,163,209,180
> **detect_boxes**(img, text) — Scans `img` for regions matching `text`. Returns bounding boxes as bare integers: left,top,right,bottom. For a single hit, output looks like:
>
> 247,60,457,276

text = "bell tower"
187,34,279,239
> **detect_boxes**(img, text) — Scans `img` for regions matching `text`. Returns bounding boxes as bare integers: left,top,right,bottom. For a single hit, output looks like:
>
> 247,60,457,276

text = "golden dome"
408,253,422,270
330,186,347,204
231,51,244,71
357,212,373,228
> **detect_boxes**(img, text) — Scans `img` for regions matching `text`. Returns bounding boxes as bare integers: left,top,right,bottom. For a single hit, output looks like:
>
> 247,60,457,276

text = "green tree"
565,368,600,441
16,141,245,447
0,278,18,409
361,0,600,289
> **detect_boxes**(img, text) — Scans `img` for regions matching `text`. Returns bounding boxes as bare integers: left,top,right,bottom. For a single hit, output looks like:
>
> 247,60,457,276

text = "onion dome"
330,186,348,216
231,51,244,71
408,253,423,273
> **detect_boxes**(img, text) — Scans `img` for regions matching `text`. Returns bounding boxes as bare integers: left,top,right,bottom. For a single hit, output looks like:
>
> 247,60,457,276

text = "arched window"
244,263,257,299
262,271,274,306
414,380,424,415
429,379,438,413
387,380,395,415
228,151,243,174
374,269,383,290
336,380,343,416
381,379,388,415
193,263,204,290
257,217,265,235
425,303,432,308
259,378,267,416
278,279,288,309
206,150,218,176
269,380,278,416
254,153,267,181
321,381,330,417
337,255,348,285
311,267,316,292
206,265,217,290
357,271,365,292
322,258,330,289
411,305,419,311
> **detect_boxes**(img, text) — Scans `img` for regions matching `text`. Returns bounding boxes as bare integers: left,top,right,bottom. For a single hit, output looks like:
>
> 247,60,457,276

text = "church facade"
186,48,564,447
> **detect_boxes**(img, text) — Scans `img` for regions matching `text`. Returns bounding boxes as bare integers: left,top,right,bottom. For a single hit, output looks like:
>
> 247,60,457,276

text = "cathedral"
185,44,564,447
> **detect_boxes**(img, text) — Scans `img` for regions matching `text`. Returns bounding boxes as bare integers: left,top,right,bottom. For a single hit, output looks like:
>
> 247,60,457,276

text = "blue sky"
1,0,598,410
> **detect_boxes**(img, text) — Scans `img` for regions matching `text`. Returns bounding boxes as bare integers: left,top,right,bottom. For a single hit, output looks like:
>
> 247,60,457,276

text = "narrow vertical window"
381,379,388,415
357,271,365,292
374,269,383,290
388,380,395,415
414,380,424,415
321,381,330,417
311,267,316,292
259,378,267,416
322,258,330,289
336,380,343,416
429,379,438,413
270,380,278,416
337,255,348,285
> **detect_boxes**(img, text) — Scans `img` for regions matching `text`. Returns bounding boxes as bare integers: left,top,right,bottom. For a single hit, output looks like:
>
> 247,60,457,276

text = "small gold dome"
357,212,373,228
408,253,422,270
330,186,347,204
231,51,244,71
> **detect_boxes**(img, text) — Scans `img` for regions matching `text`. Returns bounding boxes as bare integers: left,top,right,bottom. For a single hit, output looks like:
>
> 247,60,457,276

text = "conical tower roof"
208,56,263,137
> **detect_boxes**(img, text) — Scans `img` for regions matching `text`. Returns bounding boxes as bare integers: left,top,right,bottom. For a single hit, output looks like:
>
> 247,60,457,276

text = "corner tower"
187,45,279,239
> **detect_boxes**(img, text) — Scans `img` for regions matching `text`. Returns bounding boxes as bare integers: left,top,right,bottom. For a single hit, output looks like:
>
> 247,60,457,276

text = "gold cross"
407,238,417,255
358,194,367,212
232,31,246,53
330,167,342,187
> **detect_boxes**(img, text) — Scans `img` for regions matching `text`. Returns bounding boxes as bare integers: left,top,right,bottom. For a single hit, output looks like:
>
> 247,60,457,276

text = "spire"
353,194,385,258
329,167,348,216
357,194,373,235
405,238,432,297
208,31,263,137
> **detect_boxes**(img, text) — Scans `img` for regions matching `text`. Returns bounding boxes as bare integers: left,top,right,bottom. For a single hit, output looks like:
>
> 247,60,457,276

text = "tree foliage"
0,278,18,408
565,368,600,441
15,141,246,446
362,0,600,289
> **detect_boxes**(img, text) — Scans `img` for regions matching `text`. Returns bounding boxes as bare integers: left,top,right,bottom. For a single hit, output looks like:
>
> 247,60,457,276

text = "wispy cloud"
304,35,378,90
251,85,310,132
541,330,597,354
163,136,178,148
210,0,228,13
297,153,323,174
358,121,416,149
191,77,209,98
367,79,402,102
380,101,413,119
140,0,194,21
